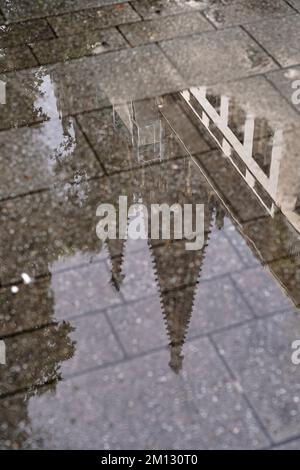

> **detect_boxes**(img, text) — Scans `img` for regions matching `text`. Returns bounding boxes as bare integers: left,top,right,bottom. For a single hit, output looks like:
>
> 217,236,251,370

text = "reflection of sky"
34,71,76,172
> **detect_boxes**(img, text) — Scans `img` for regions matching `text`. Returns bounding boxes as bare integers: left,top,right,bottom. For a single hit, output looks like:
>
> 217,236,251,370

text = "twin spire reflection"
1,73,300,448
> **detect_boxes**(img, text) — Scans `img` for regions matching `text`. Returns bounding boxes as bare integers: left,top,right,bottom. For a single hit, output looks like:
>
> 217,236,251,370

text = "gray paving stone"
0,45,184,130
0,279,56,336
119,12,212,46
188,75,300,135
202,0,293,28
51,261,123,321
106,253,250,359
77,44,185,104
231,267,294,316
267,66,300,114
77,99,209,174
160,28,277,87
48,3,140,37
157,94,211,154
49,249,108,273
118,242,158,301
106,296,167,355
214,312,300,443
0,65,108,130
24,339,268,449
1,0,299,452
268,256,300,308
131,0,207,19
0,45,36,73
60,312,124,376
0,0,127,21
32,28,128,65
224,220,261,268
0,322,75,396
245,15,300,68
0,117,102,199
76,106,154,174
288,0,300,12
0,19,55,48
197,151,267,223
0,179,109,284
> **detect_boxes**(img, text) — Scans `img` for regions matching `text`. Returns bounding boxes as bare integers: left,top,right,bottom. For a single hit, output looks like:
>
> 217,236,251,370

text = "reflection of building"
175,87,300,309
0,80,6,104
180,86,300,235
113,101,164,164
110,100,218,371
181,87,284,216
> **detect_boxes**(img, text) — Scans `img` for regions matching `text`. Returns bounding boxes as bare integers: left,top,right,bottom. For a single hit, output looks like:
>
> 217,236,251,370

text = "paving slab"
160,28,278,87
0,0,127,21
214,312,300,443
119,11,212,46
202,0,293,28
21,339,268,449
245,15,300,68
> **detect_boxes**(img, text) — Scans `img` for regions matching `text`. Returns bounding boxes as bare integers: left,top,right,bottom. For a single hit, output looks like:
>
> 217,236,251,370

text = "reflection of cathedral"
177,86,300,308
2,76,300,448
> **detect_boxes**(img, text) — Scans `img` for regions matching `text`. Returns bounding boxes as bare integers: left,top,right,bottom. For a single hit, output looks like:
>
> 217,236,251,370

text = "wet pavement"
1,0,300,450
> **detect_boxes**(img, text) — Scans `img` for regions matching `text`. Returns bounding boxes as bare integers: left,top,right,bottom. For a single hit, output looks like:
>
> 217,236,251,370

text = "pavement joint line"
45,17,59,38
0,255,286,292
240,24,283,69
267,432,300,449
26,43,41,66
208,334,274,445
228,273,258,319
222,227,257,270
115,24,133,47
